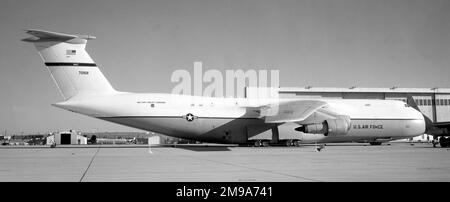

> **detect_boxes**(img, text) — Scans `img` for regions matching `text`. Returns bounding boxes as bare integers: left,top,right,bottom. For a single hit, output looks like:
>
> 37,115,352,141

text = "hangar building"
246,86,450,123
46,130,87,145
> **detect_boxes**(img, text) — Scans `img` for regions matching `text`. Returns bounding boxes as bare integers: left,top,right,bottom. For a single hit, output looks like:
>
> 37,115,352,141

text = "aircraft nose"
403,117,426,137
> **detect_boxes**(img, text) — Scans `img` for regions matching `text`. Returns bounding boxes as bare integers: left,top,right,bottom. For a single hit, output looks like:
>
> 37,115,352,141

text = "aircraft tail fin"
406,94,435,132
406,94,420,112
23,29,116,100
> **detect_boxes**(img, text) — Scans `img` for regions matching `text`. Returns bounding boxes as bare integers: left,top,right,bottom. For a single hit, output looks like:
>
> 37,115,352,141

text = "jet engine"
295,116,351,136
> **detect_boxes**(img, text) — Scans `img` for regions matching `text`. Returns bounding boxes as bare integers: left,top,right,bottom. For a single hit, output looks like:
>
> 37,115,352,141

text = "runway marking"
167,149,323,182
217,159,322,182
79,147,100,182
200,158,323,182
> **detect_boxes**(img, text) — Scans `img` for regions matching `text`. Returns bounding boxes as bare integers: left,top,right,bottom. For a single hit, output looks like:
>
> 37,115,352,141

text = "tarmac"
1,143,450,182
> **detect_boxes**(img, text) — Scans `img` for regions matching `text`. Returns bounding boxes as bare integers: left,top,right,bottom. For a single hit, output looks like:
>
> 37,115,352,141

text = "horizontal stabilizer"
22,29,96,43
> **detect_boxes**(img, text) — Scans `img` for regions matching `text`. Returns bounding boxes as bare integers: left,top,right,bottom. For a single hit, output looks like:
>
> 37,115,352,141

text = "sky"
1,0,450,134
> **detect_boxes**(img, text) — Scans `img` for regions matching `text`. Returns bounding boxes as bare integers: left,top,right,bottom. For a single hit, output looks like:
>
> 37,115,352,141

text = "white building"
46,130,87,145
148,136,161,145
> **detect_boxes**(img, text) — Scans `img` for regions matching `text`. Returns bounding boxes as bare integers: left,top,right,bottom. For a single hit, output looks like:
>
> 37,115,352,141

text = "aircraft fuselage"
54,92,425,144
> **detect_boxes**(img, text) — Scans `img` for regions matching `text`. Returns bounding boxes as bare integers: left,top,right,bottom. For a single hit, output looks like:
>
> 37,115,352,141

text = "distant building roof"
278,87,450,94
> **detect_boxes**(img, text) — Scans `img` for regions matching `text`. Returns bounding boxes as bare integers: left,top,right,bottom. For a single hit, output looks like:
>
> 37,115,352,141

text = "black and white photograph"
1,0,450,198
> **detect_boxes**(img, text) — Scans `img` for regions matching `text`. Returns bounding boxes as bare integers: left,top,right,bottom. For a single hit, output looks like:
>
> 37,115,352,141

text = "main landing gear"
284,139,300,147
253,140,270,147
251,139,302,147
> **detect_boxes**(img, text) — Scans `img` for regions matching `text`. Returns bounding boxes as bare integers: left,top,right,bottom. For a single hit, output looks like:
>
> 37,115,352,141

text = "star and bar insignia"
185,113,195,122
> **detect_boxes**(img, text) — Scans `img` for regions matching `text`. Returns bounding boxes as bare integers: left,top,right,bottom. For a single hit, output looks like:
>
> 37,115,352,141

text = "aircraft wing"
261,100,330,123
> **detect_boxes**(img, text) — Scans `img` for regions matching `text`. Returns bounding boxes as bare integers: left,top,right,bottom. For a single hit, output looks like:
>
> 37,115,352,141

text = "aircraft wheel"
254,140,261,147
262,141,269,147
285,140,292,147
293,140,300,147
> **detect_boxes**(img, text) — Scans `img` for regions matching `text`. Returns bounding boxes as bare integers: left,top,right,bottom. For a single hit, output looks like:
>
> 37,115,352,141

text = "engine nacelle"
296,116,351,136
296,123,327,134
325,118,351,136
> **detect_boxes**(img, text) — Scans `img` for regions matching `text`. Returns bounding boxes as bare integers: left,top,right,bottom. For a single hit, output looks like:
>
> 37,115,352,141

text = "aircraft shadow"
173,145,232,152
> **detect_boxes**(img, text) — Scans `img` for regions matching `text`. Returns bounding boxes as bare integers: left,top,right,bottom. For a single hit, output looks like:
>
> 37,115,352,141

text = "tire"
285,140,292,147
254,140,261,147
262,141,269,147
293,140,300,147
